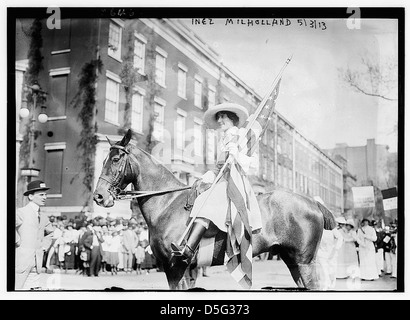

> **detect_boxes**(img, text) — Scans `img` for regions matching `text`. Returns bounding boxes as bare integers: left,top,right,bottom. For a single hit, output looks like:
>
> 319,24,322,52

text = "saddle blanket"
196,230,227,267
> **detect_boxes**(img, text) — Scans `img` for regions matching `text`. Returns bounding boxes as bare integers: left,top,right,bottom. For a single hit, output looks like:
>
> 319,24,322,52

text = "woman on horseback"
171,103,262,264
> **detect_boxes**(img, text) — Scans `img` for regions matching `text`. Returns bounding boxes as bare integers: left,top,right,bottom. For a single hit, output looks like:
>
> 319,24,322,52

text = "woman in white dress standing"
336,219,359,279
356,218,379,280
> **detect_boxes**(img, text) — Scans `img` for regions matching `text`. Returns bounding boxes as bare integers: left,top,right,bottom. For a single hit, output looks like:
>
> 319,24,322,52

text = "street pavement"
32,258,397,293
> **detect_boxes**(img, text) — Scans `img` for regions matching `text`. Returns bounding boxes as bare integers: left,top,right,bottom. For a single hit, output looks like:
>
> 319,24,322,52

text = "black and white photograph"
5,3,405,300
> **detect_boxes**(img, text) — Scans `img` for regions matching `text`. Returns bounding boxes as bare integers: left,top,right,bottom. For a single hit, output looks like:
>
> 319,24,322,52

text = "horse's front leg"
164,257,192,290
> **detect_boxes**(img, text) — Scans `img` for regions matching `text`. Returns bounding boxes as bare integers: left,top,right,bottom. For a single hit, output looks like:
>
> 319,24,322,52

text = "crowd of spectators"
42,214,158,277
39,213,398,289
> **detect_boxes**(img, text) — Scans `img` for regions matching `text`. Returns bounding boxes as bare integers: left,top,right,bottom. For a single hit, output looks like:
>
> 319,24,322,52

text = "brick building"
15,18,344,218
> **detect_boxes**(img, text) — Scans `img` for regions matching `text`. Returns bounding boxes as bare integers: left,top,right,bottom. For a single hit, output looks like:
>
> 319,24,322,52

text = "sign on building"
352,186,375,208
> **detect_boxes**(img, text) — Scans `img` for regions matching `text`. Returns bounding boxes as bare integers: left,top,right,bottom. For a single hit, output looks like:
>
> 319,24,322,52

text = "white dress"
336,228,359,279
317,229,343,289
190,126,262,232
357,226,379,280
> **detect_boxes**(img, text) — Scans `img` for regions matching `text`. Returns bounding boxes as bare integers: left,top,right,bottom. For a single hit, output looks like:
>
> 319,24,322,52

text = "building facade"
332,154,357,217
15,18,344,218
328,139,392,190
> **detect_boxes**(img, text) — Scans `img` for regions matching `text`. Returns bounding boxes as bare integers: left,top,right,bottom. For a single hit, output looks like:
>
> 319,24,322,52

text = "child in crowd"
134,241,146,275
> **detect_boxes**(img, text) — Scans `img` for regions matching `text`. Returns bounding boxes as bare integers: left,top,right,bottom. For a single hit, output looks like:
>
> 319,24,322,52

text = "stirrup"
171,242,184,256
171,243,195,263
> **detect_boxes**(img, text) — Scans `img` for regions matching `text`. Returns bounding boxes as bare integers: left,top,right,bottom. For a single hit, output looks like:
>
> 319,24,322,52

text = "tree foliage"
144,28,163,154
118,29,148,137
339,53,398,101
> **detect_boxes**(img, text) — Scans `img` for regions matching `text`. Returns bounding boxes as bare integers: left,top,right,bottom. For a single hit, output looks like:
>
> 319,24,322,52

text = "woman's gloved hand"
201,170,216,184
226,142,239,159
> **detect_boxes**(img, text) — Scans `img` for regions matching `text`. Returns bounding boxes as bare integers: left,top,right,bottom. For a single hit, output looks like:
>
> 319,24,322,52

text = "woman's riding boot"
171,222,207,264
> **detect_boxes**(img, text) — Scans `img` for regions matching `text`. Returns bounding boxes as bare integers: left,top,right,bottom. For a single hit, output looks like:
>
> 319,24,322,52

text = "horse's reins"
117,186,192,200
100,144,191,201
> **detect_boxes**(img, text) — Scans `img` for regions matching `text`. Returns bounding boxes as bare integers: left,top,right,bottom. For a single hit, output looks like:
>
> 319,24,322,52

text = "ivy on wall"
17,19,44,206
71,58,103,207
19,19,45,169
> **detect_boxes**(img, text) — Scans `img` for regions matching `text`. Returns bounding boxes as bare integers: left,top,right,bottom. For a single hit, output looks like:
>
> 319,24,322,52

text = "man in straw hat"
15,180,52,290
171,103,262,266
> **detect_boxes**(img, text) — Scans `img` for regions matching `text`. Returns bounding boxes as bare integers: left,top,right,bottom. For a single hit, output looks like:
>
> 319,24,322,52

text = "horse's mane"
130,144,186,185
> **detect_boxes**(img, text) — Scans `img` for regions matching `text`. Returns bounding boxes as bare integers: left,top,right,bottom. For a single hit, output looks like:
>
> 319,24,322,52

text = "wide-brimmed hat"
345,219,355,228
23,180,50,196
335,217,347,225
204,103,249,130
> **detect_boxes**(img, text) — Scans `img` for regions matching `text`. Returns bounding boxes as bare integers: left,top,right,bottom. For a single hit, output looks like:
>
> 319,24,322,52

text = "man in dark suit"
80,221,94,276
15,180,53,290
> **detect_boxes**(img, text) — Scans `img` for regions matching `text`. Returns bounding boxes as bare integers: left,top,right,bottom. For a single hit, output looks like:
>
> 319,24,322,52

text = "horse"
93,129,336,290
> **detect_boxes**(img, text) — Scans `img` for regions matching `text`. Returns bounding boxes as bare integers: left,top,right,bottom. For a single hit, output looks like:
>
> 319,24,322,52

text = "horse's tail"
316,201,337,230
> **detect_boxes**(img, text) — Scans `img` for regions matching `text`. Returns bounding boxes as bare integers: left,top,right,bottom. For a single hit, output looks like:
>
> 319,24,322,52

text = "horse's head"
93,129,137,207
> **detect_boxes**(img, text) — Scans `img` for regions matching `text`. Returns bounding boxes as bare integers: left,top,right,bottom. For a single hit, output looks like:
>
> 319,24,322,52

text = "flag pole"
176,55,292,246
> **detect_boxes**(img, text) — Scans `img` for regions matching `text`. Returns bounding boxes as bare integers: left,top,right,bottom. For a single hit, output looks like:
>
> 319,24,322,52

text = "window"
267,159,273,181
51,19,71,52
194,75,203,108
44,143,66,196
283,139,288,156
289,168,293,189
131,89,144,133
152,98,165,141
155,47,167,87
263,156,269,180
288,141,293,159
105,76,120,124
108,19,123,61
206,129,216,165
194,118,203,156
263,130,268,145
134,33,146,74
175,109,186,150
208,85,216,108
283,167,288,188
49,68,70,117
278,165,283,186
270,129,275,149
177,63,187,99
277,136,282,154
303,176,307,193
295,172,299,191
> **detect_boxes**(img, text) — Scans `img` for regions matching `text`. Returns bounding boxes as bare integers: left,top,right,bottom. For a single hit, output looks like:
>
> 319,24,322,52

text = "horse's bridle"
99,144,191,201
98,144,135,200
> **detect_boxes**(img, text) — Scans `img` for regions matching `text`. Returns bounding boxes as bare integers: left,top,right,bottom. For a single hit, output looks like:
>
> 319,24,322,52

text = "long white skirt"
358,247,379,280
190,178,262,232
